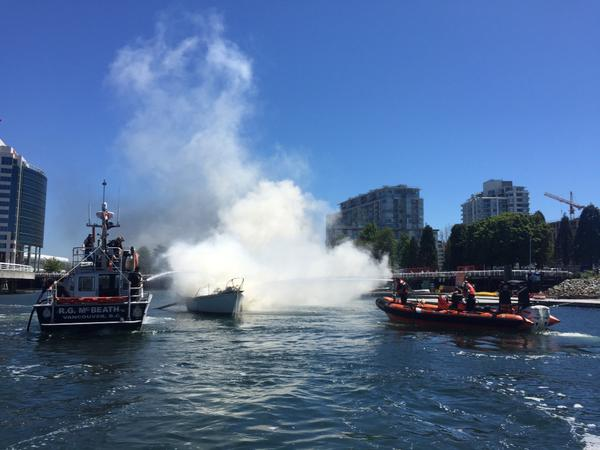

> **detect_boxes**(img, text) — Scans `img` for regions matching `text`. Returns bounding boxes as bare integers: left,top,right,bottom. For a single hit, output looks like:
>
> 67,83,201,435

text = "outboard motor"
520,305,551,331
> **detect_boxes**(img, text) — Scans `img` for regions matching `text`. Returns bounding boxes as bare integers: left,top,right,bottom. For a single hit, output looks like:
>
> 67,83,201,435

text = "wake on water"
544,331,600,339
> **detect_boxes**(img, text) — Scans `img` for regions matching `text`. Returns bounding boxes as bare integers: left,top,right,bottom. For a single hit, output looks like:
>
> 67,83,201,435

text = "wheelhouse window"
99,274,119,296
78,276,95,291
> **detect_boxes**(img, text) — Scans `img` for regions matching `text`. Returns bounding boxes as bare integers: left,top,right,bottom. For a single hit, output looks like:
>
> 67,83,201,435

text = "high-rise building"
327,184,424,244
0,138,47,268
461,179,529,225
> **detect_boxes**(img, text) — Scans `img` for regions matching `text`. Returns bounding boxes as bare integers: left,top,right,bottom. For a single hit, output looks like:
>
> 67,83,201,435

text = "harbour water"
1,292,600,448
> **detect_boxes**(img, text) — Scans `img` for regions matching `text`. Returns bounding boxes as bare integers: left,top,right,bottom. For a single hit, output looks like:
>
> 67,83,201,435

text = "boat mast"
101,180,108,249
87,180,118,250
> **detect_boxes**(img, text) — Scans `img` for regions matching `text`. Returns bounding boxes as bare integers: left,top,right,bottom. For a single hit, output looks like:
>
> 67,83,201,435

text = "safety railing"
394,269,573,279
0,262,35,272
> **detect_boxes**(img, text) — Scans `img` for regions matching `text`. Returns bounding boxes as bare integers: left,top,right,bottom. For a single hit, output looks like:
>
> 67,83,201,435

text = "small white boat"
185,278,244,316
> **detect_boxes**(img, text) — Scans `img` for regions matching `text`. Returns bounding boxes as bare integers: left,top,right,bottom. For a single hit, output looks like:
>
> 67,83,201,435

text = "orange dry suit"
463,281,476,311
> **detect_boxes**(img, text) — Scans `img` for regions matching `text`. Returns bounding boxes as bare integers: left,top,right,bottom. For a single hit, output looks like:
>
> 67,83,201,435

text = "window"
0,177,11,182
0,169,10,174
0,193,9,198
99,274,119,296
78,276,95,291
1,157,13,165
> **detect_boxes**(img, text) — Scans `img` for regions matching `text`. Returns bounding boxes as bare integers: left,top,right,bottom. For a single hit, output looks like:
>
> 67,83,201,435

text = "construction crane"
544,191,585,220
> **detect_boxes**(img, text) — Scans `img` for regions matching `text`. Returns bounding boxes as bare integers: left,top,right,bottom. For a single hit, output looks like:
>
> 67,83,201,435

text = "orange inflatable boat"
376,296,560,332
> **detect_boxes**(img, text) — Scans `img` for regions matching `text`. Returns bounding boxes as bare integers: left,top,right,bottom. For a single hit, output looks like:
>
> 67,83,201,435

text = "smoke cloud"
109,13,390,310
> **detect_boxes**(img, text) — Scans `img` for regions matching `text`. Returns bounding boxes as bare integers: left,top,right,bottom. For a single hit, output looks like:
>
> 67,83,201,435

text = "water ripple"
1,298,599,448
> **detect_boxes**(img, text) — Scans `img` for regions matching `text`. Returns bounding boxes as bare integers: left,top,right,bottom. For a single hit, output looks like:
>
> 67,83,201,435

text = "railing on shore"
394,269,572,279
0,263,35,272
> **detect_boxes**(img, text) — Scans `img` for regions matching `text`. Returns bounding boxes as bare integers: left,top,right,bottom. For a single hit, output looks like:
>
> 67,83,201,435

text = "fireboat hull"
33,296,152,333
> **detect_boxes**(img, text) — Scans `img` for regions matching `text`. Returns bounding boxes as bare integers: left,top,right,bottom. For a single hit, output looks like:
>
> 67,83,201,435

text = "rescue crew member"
437,293,450,309
108,236,125,257
463,278,476,311
84,233,94,256
394,277,409,305
498,281,512,313
449,287,464,309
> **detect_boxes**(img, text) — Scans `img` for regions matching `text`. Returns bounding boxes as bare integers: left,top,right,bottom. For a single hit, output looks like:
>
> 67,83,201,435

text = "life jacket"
437,295,450,309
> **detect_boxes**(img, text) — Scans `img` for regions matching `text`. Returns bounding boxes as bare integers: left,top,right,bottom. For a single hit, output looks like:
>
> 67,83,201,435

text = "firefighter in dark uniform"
498,281,512,313
394,277,410,305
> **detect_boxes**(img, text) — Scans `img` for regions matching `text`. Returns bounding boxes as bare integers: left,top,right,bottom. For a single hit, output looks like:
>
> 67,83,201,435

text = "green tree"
43,258,64,273
531,210,553,267
401,237,419,268
355,223,398,266
458,213,553,268
373,227,396,265
555,215,573,267
444,224,467,270
418,225,438,269
136,246,153,273
396,233,410,268
357,223,378,248
470,216,498,266
573,205,600,268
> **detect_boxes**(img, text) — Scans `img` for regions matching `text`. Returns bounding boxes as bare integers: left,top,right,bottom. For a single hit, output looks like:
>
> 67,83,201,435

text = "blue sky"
1,1,599,256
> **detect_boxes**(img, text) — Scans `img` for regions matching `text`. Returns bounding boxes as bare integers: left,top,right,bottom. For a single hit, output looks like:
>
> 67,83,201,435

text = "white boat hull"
185,291,242,315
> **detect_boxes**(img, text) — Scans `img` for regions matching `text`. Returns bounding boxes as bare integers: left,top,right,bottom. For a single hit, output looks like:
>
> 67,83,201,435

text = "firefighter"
394,277,410,305
498,281,512,313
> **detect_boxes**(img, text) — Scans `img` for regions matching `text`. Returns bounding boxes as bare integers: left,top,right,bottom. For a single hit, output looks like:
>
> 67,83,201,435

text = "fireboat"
27,181,152,333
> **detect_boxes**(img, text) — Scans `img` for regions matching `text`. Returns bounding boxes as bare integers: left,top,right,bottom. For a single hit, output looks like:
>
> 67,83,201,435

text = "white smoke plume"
109,13,390,310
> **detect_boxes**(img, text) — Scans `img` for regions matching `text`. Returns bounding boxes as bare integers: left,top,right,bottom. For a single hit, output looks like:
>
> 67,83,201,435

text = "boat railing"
35,246,146,307
226,277,244,292
195,277,244,297
33,248,105,305
72,246,129,271
194,278,244,297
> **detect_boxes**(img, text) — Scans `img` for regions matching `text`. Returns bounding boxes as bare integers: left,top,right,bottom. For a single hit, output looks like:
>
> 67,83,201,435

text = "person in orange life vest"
437,294,450,309
463,278,476,311
394,277,409,305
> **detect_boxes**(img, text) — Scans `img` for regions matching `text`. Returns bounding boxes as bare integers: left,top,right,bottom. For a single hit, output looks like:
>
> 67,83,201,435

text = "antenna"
86,184,91,225
102,179,107,204
116,186,121,225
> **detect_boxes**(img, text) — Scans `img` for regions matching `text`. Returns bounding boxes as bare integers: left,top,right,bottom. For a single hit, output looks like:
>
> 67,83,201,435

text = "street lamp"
529,233,532,268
